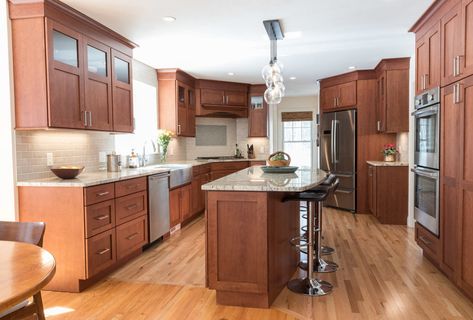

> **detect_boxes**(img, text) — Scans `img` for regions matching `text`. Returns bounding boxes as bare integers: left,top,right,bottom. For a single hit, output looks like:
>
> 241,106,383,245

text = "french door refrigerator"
319,109,356,212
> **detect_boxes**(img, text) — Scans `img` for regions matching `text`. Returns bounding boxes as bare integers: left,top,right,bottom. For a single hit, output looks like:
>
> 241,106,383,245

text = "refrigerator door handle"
334,120,340,164
331,119,335,164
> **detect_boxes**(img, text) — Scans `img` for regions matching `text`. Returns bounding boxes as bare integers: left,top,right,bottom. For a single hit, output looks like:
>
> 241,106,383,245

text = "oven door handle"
411,106,439,117
411,168,439,179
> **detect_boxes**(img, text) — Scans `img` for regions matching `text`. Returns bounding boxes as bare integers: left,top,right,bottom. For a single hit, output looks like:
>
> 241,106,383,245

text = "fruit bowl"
50,165,85,179
267,151,291,167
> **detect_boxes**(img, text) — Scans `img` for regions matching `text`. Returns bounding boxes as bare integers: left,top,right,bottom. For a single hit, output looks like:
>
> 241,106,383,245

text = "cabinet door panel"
338,81,356,108
441,3,463,86
169,188,181,227
249,95,268,137
377,73,386,132
320,85,338,110
112,49,133,132
416,36,429,94
428,24,441,90
86,229,116,278
84,38,112,131
188,87,196,137
226,91,247,106
201,89,225,105
181,184,191,221
177,106,188,136
46,20,85,129
463,0,473,79
116,215,147,260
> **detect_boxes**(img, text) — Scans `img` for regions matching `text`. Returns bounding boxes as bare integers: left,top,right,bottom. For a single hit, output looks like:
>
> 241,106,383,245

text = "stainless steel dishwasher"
148,172,170,243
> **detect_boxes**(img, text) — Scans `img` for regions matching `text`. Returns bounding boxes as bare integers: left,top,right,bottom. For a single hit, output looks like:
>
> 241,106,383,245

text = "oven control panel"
415,87,440,109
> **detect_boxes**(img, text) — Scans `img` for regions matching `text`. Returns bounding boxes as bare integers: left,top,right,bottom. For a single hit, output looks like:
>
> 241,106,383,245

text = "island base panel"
206,191,300,308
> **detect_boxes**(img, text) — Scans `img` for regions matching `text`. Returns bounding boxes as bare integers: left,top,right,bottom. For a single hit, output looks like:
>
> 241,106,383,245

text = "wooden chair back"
0,221,46,247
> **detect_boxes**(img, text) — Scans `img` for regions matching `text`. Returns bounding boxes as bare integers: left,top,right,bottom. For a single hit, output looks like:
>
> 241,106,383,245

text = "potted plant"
382,144,397,162
157,129,174,162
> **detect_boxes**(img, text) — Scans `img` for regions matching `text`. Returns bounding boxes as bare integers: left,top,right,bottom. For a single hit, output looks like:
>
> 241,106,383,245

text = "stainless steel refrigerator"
319,109,356,212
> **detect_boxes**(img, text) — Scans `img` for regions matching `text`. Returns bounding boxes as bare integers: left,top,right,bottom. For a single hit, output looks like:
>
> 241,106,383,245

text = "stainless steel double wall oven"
412,87,440,236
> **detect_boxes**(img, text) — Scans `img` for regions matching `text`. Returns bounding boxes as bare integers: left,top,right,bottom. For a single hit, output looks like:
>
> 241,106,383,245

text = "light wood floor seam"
41,209,473,319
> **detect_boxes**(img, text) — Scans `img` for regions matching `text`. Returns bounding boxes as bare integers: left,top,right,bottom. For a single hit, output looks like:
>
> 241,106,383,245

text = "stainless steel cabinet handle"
377,120,381,132
330,120,335,162
334,120,339,164
95,214,109,221
126,232,139,240
177,124,181,135
97,248,110,255
83,111,88,127
96,191,110,197
453,83,461,104
421,75,425,90
88,111,92,127
223,95,225,104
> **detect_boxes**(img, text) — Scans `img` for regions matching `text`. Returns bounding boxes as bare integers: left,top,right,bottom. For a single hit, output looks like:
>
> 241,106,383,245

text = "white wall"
0,0,17,221
269,95,319,168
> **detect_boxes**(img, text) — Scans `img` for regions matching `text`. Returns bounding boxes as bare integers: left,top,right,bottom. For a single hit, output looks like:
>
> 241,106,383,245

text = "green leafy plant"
271,152,286,161
157,129,174,162
383,144,397,156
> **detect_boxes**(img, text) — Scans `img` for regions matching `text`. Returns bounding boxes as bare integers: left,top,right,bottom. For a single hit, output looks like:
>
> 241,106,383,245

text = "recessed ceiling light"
348,66,356,70
290,76,296,80
162,16,176,22
228,72,235,76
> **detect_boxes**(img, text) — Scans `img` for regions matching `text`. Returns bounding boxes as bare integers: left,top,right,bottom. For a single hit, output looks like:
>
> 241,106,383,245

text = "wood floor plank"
41,209,473,319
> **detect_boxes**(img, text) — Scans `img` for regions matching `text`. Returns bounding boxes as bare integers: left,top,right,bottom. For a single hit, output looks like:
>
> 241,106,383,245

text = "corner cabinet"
320,81,357,111
10,0,137,132
157,69,196,137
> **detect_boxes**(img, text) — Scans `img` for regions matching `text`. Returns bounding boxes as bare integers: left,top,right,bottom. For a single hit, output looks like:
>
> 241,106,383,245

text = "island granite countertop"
202,166,328,192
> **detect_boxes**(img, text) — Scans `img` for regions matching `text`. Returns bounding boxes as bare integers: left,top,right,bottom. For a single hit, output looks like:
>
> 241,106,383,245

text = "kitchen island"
202,166,327,308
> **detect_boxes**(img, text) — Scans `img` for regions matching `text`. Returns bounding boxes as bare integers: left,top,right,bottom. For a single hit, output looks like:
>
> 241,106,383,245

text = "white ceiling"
63,0,432,96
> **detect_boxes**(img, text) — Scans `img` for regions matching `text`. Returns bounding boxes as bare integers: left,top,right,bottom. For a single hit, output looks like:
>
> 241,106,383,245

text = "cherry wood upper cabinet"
441,1,463,86
319,81,356,111
415,23,441,94
47,20,85,129
157,69,196,137
462,0,473,79
196,80,249,117
337,81,357,108
111,50,134,132
375,58,410,133
9,0,137,132
248,85,268,137
84,37,113,131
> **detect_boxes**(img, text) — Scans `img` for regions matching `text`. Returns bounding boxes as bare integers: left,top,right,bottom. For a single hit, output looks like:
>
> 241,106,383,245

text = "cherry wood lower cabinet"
18,176,148,292
206,191,299,308
169,184,191,227
367,165,408,224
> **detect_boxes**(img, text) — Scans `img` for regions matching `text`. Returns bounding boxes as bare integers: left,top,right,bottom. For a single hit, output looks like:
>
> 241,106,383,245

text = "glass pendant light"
261,20,285,105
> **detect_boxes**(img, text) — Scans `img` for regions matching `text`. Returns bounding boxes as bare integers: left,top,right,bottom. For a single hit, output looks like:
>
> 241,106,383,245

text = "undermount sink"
147,164,192,188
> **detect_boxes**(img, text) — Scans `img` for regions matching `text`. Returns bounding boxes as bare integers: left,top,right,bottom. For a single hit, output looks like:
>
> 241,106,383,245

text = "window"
283,120,312,169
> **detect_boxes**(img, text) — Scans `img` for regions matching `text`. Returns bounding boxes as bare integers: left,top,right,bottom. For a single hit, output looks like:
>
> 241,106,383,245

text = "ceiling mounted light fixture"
262,19,285,105
162,16,176,22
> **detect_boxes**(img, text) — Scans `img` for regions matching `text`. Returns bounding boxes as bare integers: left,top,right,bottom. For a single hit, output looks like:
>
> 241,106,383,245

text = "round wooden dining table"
0,240,56,313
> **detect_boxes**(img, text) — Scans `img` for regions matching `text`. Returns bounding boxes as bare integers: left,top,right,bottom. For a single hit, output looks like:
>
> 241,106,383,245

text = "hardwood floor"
41,209,473,319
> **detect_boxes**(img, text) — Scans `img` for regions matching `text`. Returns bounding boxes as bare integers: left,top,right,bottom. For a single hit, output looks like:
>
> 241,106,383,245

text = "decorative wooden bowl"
267,151,291,167
50,165,84,179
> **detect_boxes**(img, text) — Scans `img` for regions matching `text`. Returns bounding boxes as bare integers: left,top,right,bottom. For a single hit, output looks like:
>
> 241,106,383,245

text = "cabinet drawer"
85,200,115,238
116,215,148,260
85,183,115,206
86,229,116,278
115,177,147,198
249,161,266,166
115,191,148,225
210,161,248,172
415,222,440,261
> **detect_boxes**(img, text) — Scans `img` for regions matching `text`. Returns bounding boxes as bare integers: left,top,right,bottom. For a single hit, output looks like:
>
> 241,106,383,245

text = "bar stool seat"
283,174,339,296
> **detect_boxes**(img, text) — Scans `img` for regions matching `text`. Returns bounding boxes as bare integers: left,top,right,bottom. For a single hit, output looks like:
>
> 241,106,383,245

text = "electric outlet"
99,152,106,163
46,153,54,166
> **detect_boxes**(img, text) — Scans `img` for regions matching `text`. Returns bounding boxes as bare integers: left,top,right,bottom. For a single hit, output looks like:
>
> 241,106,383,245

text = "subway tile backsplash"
16,130,115,181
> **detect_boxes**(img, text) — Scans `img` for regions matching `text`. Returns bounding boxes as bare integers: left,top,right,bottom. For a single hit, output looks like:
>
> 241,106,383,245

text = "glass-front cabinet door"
84,38,113,131
47,19,85,129
111,49,134,132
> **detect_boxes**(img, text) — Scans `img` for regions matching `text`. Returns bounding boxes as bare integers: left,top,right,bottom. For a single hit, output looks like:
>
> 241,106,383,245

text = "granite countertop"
202,166,328,192
366,161,409,167
17,158,268,188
